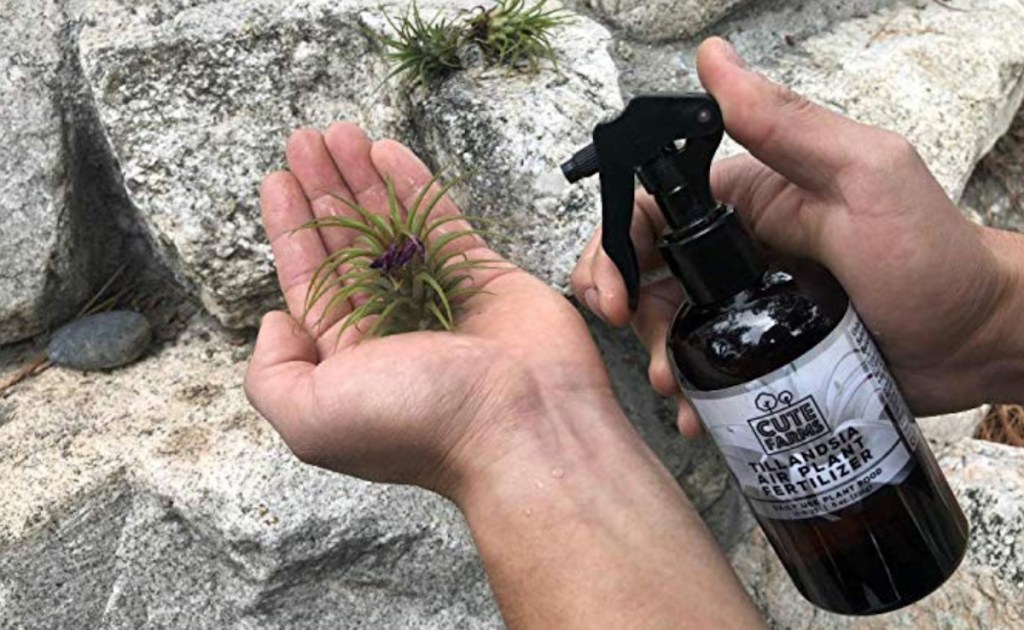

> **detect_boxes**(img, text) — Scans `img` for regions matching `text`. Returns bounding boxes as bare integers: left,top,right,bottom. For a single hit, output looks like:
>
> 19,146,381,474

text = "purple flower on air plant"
370,235,426,277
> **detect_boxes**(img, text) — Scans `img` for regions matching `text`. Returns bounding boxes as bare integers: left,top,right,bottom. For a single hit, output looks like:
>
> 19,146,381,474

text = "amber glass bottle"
665,210,969,614
560,93,969,614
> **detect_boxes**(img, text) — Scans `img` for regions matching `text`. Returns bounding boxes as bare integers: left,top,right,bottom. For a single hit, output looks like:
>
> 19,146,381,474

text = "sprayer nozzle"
560,144,600,183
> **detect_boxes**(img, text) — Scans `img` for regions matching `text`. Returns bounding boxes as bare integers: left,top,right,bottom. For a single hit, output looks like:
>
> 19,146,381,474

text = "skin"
246,37,1024,628
573,39,1024,436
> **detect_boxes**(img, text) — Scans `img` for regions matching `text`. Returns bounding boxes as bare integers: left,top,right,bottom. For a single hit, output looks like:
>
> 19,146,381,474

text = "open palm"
245,123,612,494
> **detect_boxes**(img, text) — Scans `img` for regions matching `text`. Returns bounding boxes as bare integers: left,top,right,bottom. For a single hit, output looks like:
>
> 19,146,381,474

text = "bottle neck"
659,205,768,306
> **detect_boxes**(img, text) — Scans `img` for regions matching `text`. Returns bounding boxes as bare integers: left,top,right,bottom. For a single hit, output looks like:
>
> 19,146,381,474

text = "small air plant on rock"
371,0,570,88
466,0,570,71
376,3,465,88
299,175,498,342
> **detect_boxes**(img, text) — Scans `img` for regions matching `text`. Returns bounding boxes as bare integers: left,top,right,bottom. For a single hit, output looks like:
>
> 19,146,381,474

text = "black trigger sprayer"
560,93,968,615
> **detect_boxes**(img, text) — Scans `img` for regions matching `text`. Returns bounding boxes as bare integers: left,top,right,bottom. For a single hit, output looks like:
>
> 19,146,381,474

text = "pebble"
47,311,153,371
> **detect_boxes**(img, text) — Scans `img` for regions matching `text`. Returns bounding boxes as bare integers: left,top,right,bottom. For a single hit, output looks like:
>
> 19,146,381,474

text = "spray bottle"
560,93,969,614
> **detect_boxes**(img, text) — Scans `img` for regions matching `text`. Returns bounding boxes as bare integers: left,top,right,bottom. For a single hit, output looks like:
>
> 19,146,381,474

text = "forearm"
452,396,765,630
978,226,1024,404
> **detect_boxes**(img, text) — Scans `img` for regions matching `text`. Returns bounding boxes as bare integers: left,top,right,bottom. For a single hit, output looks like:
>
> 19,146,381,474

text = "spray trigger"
560,93,725,311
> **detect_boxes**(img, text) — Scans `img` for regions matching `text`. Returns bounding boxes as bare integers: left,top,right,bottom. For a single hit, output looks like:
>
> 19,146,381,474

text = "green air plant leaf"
465,0,571,72
370,2,465,88
297,173,506,343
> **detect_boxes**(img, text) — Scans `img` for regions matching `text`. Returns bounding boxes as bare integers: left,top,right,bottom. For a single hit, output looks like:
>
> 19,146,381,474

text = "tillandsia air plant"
371,0,570,87
376,3,465,88
465,0,571,71
299,174,499,342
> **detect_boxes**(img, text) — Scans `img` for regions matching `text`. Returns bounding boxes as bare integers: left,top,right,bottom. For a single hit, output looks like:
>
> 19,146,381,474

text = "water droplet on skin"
535,480,545,489
551,467,565,479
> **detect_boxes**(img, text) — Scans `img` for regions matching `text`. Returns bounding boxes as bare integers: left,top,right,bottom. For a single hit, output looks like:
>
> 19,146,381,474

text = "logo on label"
747,391,829,454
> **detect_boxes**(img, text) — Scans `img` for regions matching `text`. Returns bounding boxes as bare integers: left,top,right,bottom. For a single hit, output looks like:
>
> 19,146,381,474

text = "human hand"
244,123,622,498
572,37,1024,436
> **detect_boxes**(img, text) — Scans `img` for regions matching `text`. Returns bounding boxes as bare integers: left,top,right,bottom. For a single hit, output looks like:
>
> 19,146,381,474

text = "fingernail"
720,39,747,69
584,288,605,320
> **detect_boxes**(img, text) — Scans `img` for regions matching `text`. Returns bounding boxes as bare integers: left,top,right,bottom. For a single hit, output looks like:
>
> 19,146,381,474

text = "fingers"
244,311,321,458
261,172,346,333
696,37,866,196
711,154,826,261
631,278,683,397
677,397,703,438
570,195,667,327
286,129,362,254
370,139,490,254
324,123,393,220
370,139,468,227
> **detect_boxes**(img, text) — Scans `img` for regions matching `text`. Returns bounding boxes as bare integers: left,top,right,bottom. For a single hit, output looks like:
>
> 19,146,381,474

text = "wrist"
976,227,1024,404
442,383,765,629
445,388,667,512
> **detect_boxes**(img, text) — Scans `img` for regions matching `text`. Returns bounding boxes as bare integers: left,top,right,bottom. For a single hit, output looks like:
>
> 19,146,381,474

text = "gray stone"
729,437,1024,628
0,1,88,343
918,406,987,446
74,0,623,326
574,0,752,42
47,311,153,371
734,0,1024,200
617,0,1024,200
0,307,755,629
407,10,622,293
0,314,502,629
76,0,411,329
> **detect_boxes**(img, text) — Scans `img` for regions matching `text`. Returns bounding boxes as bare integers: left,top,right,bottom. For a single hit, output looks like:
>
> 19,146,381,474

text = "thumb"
697,37,866,196
245,311,320,459
711,154,829,262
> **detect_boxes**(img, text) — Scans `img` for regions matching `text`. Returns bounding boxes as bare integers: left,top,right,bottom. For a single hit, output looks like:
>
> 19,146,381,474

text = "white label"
683,306,921,521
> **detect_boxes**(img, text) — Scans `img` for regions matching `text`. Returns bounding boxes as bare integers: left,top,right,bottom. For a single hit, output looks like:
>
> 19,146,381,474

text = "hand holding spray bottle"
560,93,969,615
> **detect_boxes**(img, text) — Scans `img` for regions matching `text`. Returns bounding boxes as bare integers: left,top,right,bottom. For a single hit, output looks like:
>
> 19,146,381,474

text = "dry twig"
976,404,1024,447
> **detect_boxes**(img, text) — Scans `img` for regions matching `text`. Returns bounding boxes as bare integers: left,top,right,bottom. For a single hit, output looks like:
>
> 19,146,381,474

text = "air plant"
299,174,500,342
465,0,571,71
371,0,570,87
374,3,465,88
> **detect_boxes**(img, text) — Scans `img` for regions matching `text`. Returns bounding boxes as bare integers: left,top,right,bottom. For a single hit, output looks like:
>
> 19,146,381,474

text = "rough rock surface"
616,0,1024,199
75,0,624,326
919,407,988,446
0,316,501,629
0,1,88,343
406,10,622,293
575,0,751,42
729,437,1024,629
0,308,748,628
77,0,410,329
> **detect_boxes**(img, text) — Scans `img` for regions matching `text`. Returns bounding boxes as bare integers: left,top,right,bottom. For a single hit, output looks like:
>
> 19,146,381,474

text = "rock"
0,315,502,628
752,0,1024,199
575,0,751,42
407,10,622,293
729,437,1024,628
962,104,1024,232
617,0,1024,199
76,0,411,329
0,2,88,343
0,307,752,628
918,406,988,446
46,311,153,371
